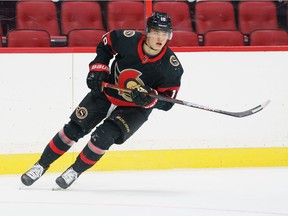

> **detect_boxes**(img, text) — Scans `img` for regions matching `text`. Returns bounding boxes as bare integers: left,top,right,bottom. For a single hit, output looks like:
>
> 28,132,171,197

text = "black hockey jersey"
89,30,184,111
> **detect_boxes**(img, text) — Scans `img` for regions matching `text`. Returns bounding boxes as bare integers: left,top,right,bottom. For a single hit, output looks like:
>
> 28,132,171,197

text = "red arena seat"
153,1,193,31
249,29,288,46
16,1,60,36
106,1,145,31
195,1,236,35
168,31,199,47
7,29,51,47
61,1,104,35
68,29,106,47
204,30,244,46
238,1,278,35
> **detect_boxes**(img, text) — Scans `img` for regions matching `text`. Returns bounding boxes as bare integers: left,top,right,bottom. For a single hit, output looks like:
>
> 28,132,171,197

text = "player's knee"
64,120,91,142
106,108,150,144
90,123,121,150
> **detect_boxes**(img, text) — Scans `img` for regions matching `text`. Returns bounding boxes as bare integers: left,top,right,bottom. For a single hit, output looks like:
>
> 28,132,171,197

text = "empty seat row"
170,29,288,46
4,29,106,47
202,29,288,46
1,1,287,34
158,1,287,38
0,1,287,47
11,1,288,35
15,1,145,36
3,28,287,47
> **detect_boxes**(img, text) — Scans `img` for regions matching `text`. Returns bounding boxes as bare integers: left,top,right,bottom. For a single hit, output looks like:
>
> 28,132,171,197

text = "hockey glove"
86,71,108,95
87,63,109,95
131,86,158,108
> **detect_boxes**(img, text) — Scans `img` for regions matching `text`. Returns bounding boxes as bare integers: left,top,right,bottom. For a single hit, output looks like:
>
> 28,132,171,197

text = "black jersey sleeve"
89,30,121,68
89,30,137,69
154,80,182,111
154,90,179,111
154,51,184,111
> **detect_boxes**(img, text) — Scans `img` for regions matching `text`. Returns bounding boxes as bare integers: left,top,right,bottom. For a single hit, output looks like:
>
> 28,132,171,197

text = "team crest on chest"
114,63,144,101
123,30,135,38
170,55,180,67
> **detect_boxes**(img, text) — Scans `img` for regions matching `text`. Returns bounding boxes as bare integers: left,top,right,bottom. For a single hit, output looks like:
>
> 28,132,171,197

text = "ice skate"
55,167,80,189
21,163,49,186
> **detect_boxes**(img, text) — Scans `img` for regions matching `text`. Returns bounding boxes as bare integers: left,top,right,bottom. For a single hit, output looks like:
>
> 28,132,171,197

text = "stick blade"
226,100,271,118
260,100,271,109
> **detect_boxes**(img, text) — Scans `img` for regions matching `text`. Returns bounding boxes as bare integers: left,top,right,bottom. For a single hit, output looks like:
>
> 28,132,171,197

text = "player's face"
147,29,169,51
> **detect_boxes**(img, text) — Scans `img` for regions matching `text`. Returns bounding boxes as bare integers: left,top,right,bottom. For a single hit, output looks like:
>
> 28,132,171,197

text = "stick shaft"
101,82,270,118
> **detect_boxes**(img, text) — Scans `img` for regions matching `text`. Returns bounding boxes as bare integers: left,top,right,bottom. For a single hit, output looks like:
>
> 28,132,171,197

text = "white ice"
1,168,288,216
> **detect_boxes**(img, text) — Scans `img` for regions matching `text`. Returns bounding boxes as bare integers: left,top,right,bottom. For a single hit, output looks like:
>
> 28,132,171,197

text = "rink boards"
0,47,288,174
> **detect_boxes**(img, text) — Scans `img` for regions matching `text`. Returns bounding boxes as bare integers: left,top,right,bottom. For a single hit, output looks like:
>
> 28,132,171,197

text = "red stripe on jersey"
157,86,180,99
49,140,65,155
103,32,117,55
137,36,167,64
142,89,158,108
157,86,180,93
104,91,137,107
106,32,112,47
80,152,97,165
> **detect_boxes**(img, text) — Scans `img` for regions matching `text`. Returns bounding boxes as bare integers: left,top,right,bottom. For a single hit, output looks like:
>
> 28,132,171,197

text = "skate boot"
21,162,49,186
55,167,80,189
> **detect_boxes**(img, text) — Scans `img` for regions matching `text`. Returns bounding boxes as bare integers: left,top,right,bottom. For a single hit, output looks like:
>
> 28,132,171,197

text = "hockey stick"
102,82,270,118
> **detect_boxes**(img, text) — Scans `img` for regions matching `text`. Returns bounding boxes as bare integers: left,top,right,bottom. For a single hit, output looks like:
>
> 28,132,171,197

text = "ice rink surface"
1,168,288,216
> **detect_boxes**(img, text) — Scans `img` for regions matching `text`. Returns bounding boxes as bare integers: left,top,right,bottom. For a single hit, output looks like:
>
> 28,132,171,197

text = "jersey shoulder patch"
123,30,136,38
169,55,180,67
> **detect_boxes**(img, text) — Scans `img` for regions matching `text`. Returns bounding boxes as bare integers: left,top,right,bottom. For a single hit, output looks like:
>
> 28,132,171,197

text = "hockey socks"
73,141,105,173
39,128,75,167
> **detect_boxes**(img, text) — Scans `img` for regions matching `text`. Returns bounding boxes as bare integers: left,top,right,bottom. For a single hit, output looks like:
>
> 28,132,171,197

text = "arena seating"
204,30,244,46
7,29,51,47
16,1,60,36
153,1,193,31
67,29,106,47
169,31,199,47
195,1,237,35
106,1,145,31
0,1,287,47
238,1,278,35
249,29,288,46
61,1,104,35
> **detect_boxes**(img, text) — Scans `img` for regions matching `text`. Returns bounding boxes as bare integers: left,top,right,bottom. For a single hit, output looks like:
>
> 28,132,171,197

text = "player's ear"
168,32,173,40
145,27,149,35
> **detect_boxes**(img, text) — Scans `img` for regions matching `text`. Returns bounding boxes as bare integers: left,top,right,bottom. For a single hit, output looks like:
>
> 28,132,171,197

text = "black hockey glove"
86,71,108,95
131,86,158,108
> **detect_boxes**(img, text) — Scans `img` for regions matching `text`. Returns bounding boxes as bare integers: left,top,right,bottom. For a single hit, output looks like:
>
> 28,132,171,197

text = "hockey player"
21,11,184,189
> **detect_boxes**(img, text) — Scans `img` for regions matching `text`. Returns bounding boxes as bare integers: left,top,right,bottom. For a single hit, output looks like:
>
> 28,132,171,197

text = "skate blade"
52,184,63,191
19,183,28,190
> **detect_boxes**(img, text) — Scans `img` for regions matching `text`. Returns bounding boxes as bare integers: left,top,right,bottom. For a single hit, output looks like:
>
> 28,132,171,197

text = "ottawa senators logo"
75,107,88,119
114,63,144,101
123,30,135,38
